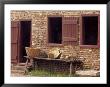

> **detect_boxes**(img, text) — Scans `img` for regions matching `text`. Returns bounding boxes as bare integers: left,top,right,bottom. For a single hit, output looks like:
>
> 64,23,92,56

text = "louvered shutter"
62,17,79,45
11,21,19,64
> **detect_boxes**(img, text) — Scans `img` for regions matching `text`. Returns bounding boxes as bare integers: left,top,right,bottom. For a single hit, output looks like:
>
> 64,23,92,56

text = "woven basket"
25,47,41,58
48,48,61,59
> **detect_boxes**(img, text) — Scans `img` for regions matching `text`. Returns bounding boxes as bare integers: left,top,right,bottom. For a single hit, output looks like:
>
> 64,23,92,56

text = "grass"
27,69,79,77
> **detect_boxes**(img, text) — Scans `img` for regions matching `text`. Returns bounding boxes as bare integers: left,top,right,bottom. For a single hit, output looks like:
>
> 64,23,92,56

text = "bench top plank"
24,56,83,63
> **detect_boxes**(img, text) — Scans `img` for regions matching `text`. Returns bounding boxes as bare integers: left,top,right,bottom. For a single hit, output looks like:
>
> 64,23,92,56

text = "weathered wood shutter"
98,15,100,47
62,17,79,45
11,21,19,64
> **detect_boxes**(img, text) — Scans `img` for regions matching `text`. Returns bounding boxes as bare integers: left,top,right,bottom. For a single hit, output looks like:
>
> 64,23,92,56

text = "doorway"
19,20,31,63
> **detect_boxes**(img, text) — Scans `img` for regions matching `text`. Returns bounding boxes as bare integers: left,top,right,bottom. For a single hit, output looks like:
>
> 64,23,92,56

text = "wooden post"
33,58,38,70
69,61,73,76
30,58,35,70
24,58,29,74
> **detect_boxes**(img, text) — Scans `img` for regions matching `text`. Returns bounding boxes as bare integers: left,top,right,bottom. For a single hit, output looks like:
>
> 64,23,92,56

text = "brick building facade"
11,10,100,70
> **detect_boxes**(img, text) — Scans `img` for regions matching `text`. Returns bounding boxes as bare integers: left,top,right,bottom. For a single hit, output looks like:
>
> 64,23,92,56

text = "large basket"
25,47,41,58
48,48,61,59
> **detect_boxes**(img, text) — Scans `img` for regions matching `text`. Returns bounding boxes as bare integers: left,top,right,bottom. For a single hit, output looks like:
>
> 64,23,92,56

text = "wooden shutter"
11,21,19,64
62,17,79,45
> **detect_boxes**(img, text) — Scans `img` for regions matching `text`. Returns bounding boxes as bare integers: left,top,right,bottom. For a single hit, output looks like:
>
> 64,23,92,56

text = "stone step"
11,73,25,77
12,65,26,71
18,63,32,66
18,63,26,66
11,73,30,77
11,70,25,74
75,70,100,77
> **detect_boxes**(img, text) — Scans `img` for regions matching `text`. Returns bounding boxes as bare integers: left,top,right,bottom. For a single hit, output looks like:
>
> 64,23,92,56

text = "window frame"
47,15,63,46
80,14,100,48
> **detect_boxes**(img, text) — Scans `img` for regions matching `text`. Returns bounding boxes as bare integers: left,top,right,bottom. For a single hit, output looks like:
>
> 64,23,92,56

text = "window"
48,16,79,45
80,15,100,48
48,17,62,44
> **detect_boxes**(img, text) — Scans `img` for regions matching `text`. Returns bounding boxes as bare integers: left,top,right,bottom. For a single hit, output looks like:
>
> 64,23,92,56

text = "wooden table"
24,56,83,76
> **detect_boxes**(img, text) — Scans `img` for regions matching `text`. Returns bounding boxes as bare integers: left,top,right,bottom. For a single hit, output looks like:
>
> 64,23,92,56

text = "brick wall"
11,10,100,70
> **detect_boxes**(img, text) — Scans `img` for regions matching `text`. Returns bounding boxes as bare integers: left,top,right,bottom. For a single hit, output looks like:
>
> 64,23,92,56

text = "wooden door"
11,21,19,64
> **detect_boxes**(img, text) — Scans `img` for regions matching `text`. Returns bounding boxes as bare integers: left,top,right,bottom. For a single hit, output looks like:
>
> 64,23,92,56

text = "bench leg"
24,58,30,74
69,62,73,76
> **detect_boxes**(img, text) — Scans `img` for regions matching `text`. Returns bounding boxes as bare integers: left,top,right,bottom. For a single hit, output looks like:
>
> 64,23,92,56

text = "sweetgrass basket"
25,47,41,58
48,48,61,59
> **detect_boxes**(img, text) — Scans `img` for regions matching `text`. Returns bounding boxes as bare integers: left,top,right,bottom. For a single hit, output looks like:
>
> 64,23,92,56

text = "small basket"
25,47,41,58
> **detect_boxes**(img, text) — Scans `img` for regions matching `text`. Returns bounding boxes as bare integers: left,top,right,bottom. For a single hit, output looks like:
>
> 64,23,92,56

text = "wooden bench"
24,56,83,76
